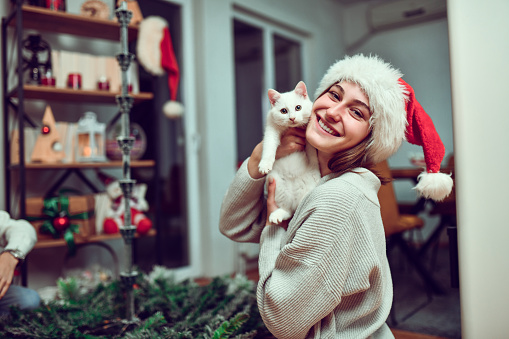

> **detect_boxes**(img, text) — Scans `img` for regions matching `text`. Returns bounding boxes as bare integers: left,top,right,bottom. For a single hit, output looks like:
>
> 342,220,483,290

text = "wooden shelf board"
10,160,155,170
33,229,157,249
13,5,138,41
9,85,153,104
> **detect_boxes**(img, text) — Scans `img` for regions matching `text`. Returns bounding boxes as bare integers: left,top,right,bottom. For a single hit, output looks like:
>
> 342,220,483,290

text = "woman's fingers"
276,127,307,159
0,280,8,300
267,176,276,205
266,177,289,230
266,176,278,225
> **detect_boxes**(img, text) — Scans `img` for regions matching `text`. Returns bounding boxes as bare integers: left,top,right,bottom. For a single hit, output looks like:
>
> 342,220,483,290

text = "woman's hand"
266,177,289,230
0,252,18,300
247,127,307,179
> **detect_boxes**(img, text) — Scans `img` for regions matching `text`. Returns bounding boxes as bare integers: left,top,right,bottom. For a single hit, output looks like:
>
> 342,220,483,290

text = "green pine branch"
0,271,269,338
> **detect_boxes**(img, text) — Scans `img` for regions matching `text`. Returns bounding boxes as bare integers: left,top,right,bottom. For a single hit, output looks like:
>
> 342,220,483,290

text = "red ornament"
53,216,70,231
103,218,120,234
41,125,51,134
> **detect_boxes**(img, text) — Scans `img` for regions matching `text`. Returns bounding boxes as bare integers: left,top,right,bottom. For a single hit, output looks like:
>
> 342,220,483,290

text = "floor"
387,239,462,339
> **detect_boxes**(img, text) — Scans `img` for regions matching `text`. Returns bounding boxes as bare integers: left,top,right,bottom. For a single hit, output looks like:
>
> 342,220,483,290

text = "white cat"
259,81,320,224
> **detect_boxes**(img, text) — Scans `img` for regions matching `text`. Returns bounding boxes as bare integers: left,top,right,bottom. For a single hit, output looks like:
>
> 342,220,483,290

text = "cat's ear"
268,89,281,106
294,81,308,99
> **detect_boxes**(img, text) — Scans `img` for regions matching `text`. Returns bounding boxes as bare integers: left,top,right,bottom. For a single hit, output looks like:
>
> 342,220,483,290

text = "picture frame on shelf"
66,0,113,20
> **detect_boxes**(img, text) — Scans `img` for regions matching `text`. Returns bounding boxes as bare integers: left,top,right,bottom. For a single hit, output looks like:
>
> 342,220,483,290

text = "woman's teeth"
318,118,338,136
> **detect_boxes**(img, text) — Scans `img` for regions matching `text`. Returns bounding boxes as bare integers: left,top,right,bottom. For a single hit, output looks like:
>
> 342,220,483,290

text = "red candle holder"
97,78,110,91
41,76,56,87
45,0,65,11
67,73,82,90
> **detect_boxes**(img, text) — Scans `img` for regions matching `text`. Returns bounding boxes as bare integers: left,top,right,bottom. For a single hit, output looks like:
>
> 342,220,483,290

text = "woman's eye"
295,105,302,111
280,108,288,114
328,91,340,101
351,109,363,118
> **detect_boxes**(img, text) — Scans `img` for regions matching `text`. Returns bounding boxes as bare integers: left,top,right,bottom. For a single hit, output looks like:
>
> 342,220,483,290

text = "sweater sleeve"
0,211,37,257
219,159,267,243
256,179,387,339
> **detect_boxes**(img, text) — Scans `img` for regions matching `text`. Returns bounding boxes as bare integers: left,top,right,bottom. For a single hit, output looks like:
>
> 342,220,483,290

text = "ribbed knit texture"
219,160,394,339
0,210,37,257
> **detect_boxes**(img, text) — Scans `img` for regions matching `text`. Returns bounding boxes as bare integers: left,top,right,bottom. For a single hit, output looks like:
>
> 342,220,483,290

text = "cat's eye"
280,108,288,114
295,105,302,111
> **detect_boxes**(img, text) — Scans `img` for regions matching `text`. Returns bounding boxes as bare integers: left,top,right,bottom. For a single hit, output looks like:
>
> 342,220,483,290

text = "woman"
219,54,452,338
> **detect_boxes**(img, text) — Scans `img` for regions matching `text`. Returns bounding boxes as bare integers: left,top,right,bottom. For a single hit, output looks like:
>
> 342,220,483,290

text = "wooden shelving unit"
10,5,139,41
16,160,155,170
10,85,153,104
34,229,156,249
2,1,161,285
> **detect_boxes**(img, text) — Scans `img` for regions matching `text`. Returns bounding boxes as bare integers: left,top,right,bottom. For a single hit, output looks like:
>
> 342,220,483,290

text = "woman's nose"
325,104,343,122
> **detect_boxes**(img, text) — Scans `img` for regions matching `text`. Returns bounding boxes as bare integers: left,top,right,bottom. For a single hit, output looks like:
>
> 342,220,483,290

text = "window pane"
234,20,264,166
274,34,302,92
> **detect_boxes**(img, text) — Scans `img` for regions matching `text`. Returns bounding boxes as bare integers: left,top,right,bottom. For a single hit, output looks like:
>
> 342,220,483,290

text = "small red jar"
67,73,82,90
97,77,110,91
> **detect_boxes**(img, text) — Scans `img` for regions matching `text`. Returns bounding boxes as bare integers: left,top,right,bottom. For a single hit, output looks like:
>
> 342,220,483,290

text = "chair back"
374,161,401,236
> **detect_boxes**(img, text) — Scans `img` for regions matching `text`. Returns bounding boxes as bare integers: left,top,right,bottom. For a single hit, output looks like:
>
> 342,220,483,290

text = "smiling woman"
219,54,453,339
306,82,372,176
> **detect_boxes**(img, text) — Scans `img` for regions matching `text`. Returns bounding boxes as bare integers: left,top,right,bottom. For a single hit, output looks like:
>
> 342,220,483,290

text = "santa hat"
315,54,453,201
136,16,183,119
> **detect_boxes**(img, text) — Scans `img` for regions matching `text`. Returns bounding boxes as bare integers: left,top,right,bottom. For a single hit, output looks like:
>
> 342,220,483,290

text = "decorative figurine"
81,0,111,20
31,105,65,163
22,34,53,85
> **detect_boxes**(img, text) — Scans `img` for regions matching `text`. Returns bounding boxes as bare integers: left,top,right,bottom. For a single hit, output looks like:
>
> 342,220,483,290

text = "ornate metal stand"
115,2,138,323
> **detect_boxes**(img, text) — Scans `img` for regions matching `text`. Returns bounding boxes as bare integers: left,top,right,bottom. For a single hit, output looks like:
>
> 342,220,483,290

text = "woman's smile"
317,115,340,136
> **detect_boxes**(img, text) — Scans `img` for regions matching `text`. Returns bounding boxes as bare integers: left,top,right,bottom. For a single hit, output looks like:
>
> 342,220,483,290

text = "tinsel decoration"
26,191,92,256
0,268,272,338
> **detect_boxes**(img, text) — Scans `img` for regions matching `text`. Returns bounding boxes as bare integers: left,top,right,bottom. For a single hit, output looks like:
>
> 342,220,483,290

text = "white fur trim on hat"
315,54,408,164
137,16,167,76
414,171,454,201
163,100,184,119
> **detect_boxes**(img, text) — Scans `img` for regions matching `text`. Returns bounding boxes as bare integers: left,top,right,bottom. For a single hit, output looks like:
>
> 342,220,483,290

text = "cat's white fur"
259,81,320,224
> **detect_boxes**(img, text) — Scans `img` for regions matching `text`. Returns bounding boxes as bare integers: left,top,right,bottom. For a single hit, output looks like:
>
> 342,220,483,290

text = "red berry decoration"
41,125,50,134
53,216,70,231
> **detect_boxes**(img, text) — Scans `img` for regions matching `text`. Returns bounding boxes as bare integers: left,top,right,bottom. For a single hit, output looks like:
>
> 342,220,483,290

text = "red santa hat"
315,54,453,201
136,16,183,119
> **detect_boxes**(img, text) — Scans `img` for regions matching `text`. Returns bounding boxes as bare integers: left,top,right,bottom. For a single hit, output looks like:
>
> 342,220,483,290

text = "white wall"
448,0,509,337
342,4,453,239
194,0,346,276
344,8,453,200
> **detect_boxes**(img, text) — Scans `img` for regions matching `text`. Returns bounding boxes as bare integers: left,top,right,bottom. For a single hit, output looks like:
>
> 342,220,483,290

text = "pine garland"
0,267,273,338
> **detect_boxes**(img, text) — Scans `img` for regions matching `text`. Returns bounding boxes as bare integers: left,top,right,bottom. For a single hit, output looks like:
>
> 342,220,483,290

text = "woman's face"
306,81,371,162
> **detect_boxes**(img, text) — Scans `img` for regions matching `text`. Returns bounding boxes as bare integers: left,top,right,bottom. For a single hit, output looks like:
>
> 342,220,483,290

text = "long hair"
327,132,391,185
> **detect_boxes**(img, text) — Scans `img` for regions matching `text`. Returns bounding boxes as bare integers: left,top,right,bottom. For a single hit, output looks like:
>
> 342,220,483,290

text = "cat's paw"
258,160,273,174
269,209,292,224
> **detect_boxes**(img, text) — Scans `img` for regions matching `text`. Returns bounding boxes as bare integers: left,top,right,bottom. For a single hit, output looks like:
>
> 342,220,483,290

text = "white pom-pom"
414,171,454,201
163,100,184,119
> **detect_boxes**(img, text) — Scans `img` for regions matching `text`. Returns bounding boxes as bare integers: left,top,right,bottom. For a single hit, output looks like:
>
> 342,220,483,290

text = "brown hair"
327,132,391,185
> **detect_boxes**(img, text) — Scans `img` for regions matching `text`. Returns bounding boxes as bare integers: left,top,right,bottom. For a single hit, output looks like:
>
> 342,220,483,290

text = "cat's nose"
290,117,295,122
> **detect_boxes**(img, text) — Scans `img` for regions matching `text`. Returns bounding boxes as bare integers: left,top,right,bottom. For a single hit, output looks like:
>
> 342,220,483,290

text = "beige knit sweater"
219,160,394,339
